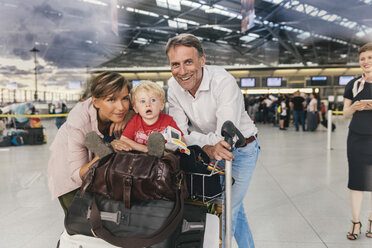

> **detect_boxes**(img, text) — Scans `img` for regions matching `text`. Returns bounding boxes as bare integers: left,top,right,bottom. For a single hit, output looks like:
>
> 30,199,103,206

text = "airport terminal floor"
1,117,372,248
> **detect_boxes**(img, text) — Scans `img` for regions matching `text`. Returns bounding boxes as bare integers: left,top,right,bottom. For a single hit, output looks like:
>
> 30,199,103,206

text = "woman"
306,93,318,131
48,72,134,214
343,43,372,240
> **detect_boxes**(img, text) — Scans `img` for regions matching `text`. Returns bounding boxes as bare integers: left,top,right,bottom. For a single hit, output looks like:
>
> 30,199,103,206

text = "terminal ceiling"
0,0,371,77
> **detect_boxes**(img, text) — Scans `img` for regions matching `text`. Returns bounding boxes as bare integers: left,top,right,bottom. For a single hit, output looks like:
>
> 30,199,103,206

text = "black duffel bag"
65,189,185,248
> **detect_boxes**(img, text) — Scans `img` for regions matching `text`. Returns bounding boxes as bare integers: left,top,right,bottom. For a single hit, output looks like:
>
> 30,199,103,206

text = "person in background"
47,72,135,214
12,102,31,129
54,100,68,129
343,43,372,240
165,33,260,247
306,93,318,131
290,90,306,132
279,96,287,130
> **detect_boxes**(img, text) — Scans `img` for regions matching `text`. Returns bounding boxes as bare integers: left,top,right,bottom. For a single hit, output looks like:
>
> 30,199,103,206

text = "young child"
120,81,184,156
279,97,287,130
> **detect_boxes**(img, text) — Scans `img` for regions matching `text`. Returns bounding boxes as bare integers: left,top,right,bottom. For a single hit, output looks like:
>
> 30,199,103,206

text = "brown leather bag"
81,151,188,209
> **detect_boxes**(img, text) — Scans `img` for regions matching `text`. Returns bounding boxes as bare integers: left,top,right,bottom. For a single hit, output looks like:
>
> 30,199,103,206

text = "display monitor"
266,77,282,87
338,76,354,86
240,78,255,87
310,76,327,86
68,81,81,89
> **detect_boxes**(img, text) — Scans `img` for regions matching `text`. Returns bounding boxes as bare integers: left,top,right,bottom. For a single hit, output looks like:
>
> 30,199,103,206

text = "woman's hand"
343,99,369,118
111,139,132,152
109,122,126,138
363,101,372,110
109,110,136,137
351,101,368,112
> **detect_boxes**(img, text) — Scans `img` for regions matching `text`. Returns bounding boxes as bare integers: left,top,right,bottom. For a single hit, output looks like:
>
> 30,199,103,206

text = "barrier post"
225,160,232,248
327,110,332,150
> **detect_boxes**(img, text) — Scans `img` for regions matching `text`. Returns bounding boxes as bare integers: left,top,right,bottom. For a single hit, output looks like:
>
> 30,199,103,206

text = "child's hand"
111,139,132,152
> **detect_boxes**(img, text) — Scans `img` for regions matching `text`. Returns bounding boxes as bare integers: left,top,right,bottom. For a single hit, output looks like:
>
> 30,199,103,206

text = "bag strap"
89,187,184,248
123,176,132,209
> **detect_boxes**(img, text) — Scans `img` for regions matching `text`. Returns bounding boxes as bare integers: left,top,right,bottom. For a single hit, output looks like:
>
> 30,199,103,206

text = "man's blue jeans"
220,138,260,247
293,110,305,131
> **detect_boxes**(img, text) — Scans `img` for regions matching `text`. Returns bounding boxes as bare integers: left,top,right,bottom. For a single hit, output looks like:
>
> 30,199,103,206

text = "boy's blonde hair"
131,80,165,104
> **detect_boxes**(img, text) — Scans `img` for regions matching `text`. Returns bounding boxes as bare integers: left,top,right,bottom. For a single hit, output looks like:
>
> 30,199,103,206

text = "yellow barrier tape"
0,114,68,118
332,111,343,115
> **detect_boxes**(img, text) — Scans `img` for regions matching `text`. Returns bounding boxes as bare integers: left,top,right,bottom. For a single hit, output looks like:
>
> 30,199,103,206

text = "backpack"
277,105,282,114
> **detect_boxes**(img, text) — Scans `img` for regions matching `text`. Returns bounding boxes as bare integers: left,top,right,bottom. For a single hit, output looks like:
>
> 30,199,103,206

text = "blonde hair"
131,81,165,104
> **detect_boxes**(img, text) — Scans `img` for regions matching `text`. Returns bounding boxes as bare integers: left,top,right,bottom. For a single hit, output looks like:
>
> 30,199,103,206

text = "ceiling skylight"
263,0,371,37
156,0,181,11
126,7,159,18
80,0,107,6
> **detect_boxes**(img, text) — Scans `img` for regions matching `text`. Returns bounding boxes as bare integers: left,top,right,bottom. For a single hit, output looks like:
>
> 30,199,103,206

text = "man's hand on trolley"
202,140,234,161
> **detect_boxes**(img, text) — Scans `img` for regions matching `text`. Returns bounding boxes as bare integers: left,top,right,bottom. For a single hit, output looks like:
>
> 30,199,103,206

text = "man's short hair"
165,33,204,58
130,80,165,104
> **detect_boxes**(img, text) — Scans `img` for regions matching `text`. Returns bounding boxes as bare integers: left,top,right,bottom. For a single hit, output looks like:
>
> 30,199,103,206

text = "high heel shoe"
347,221,362,240
366,219,372,238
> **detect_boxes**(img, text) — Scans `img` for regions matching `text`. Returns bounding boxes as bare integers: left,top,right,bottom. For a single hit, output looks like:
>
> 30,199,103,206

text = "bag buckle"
176,172,184,189
90,228,97,237
87,208,122,225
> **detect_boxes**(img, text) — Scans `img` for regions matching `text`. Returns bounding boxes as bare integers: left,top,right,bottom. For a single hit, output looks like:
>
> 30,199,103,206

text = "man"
290,90,306,131
12,102,31,129
166,33,260,247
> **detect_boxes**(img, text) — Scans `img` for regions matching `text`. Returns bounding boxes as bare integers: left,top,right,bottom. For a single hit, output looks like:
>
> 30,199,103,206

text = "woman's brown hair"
358,43,372,56
90,72,130,99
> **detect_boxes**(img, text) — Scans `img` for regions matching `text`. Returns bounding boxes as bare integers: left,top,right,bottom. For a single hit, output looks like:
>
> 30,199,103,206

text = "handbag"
81,151,188,209
65,189,185,248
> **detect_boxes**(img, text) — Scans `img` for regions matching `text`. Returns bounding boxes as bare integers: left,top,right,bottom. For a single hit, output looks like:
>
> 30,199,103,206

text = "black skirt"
347,130,372,191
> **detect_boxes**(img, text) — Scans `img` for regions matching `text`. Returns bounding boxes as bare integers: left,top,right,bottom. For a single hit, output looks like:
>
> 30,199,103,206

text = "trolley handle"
221,120,245,150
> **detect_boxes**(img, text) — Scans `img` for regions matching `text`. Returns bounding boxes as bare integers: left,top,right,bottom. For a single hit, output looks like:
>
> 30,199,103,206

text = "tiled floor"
0,117,371,248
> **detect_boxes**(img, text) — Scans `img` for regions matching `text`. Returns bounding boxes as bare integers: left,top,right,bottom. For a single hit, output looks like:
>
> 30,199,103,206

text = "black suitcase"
168,203,208,248
26,127,45,145
65,189,208,248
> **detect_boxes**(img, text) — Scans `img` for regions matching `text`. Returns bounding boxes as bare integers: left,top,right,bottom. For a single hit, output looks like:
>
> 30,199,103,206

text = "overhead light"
126,7,159,17
81,0,107,6
180,0,201,8
216,40,228,44
156,0,181,11
156,0,168,8
240,33,259,42
168,0,181,11
168,20,187,29
297,31,310,40
181,0,240,19
212,25,233,33
174,17,199,26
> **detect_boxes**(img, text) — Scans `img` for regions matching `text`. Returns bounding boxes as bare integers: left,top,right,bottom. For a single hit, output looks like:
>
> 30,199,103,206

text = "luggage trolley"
186,120,246,248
